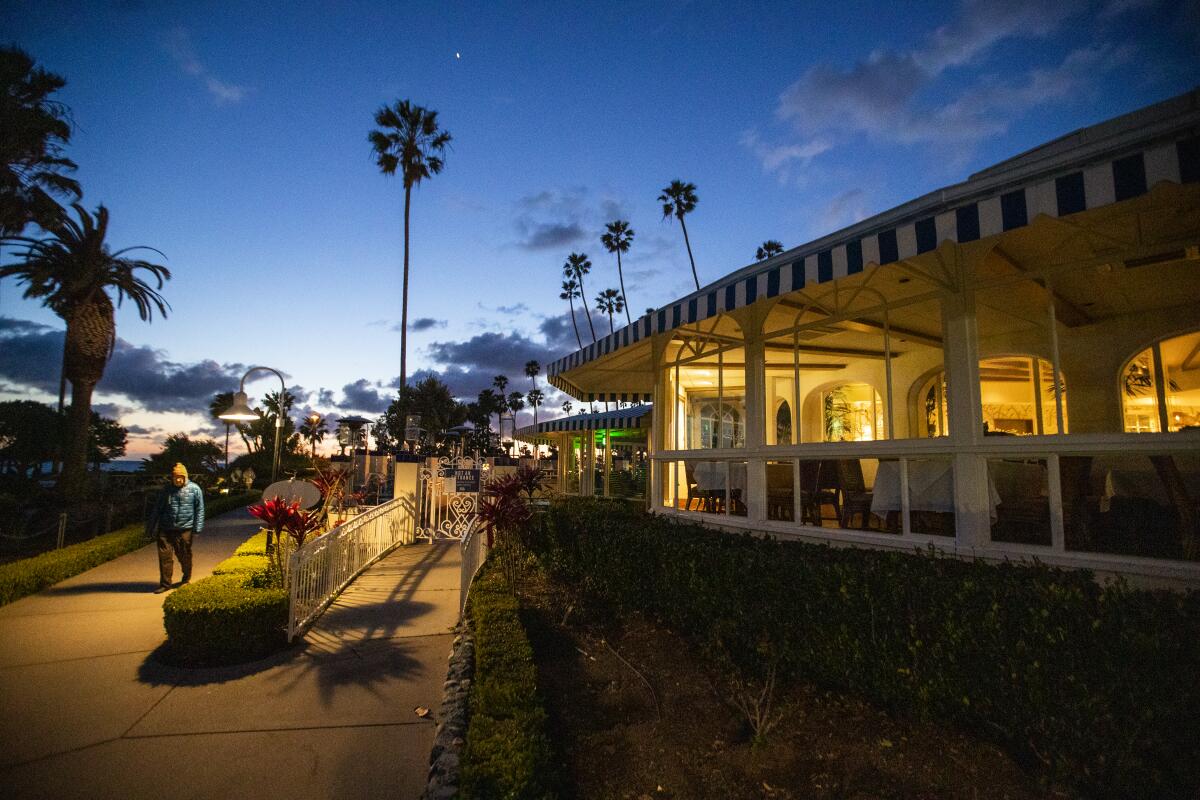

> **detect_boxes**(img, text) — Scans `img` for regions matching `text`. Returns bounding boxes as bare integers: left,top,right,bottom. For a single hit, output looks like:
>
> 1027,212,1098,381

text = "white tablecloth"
871,460,999,522
693,461,747,494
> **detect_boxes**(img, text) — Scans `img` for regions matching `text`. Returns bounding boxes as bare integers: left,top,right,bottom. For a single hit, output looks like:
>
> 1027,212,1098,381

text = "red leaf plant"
249,496,324,580
478,474,535,590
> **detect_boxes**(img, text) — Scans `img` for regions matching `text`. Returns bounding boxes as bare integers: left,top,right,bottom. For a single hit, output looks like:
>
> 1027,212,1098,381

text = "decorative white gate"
417,456,485,540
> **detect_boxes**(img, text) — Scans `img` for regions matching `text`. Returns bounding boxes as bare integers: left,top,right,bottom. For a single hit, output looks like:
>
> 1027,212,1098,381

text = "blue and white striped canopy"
547,88,1200,398
515,404,651,439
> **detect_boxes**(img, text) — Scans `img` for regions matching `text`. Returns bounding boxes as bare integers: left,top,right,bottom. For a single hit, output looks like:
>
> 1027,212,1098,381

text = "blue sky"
2,0,1197,454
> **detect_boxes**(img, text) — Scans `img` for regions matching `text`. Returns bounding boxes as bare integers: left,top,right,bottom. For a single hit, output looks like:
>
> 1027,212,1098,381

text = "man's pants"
157,528,193,588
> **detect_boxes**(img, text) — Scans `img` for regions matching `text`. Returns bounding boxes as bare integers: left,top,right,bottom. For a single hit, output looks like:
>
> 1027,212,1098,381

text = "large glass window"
980,356,1066,435
662,316,745,451
1122,330,1200,433
762,280,946,443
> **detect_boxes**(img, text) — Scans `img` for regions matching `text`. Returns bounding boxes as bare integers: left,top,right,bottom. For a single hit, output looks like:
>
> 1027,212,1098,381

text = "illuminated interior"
1122,329,1200,432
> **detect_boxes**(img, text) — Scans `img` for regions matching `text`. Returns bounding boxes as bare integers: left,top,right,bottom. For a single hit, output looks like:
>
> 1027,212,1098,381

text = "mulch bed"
520,574,1072,800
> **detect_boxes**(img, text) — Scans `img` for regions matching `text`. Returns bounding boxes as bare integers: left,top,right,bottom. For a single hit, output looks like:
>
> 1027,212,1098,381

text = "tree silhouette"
601,220,635,326
659,180,700,290
564,252,597,342
756,239,784,261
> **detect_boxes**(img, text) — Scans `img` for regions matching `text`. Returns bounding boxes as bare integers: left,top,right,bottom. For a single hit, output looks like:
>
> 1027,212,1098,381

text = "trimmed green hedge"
162,523,287,666
530,497,1200,799
162,572,287,665
0,491,258,607
461,565,557,800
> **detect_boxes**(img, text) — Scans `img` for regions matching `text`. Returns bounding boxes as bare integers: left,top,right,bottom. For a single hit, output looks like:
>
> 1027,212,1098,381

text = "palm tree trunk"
60,378,95,501
400,183,412,424
577,273,597,342
607,310,614,334
567,297,584,349
224,424,230,469
617,251,631,326
679,215,699,290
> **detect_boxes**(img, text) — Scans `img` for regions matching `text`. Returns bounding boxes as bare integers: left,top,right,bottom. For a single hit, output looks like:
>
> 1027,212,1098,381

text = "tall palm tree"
299,413,327,458
560,278,584,349
0,46,80,237
600,220,635,326
756,240,784,261
368,100,451,411
2,204,169,500
492,376,509,440
564,252,597,342
524,359,540,390
659,180,700,290
527,388,544,427
506,391,525,452
562,400,572,417
594,288,625,334
209,391,237,468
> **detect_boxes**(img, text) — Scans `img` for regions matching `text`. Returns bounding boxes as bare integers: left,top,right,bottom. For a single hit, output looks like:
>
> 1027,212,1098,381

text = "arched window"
821,383,883,442
775,400,792,444
661,315,745,450
1122,330,1200,433
915,356,1067,437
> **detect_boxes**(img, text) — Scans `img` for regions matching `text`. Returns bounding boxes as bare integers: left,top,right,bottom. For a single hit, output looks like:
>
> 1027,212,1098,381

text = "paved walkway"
0,509,461,800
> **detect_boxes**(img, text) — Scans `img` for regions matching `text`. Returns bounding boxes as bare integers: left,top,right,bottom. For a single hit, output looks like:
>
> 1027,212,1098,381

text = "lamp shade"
218,391,258,421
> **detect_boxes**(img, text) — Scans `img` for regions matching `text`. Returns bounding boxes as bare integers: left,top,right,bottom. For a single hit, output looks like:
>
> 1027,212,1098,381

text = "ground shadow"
44,580,161,595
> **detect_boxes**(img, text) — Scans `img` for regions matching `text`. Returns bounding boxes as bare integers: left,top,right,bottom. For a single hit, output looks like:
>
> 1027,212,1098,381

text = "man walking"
151,463,204,593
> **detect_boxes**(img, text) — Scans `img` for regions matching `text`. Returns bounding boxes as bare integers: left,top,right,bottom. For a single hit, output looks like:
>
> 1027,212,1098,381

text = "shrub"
162,572,287,665
0,490,257,608
461,565,556,800
211,554,270,576
530,497,1200,799
234,530,269,556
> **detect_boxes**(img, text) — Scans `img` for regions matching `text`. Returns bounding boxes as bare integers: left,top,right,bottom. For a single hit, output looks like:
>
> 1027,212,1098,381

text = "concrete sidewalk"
0,510,461,799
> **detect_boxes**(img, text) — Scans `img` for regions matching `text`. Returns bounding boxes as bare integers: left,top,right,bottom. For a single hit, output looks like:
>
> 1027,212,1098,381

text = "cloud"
511,187,627,252
340,379,392,414
410,317,447,332
740,130,831,182
818,189,869,232
751,0,1118,171
163,27,250,105
0,316,247,413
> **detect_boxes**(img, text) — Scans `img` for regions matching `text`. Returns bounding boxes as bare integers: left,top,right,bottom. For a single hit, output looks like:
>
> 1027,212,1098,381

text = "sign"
453,468,480,493
404,414,421,442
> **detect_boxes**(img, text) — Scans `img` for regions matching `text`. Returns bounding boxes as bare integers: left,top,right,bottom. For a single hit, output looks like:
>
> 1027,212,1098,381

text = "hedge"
0,491,257,607
529,497,1200,799
162,572,287,665
460,565,557,800
162,525,287,666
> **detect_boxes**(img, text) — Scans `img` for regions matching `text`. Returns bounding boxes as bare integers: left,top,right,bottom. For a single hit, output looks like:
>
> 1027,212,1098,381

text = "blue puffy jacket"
156,481,205,533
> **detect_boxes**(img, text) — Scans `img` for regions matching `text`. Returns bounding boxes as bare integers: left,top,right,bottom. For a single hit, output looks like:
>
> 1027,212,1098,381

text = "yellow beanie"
172,463,188,480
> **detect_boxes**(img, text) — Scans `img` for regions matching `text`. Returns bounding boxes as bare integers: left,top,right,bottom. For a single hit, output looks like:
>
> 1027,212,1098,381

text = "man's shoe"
177,578,190,587
153,585,170,594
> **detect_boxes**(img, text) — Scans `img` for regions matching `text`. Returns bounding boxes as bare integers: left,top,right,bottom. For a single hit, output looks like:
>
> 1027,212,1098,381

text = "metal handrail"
458,519,487,618
286,495,416,641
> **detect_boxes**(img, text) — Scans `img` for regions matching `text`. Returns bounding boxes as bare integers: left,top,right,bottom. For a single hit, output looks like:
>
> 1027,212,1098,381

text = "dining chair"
837,459,874,529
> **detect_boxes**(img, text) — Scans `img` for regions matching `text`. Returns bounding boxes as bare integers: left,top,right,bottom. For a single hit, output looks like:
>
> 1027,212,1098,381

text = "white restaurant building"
541,89,1200,587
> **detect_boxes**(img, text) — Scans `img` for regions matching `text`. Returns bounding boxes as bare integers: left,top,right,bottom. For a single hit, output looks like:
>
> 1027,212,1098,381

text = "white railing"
286,496,416,641
459,521,487,618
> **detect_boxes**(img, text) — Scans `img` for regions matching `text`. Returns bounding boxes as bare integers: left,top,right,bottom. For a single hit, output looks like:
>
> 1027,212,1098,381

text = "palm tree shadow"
137,542,457,707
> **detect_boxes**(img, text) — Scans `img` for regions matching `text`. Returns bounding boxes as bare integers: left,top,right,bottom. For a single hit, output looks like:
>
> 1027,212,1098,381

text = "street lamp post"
219,366,288,484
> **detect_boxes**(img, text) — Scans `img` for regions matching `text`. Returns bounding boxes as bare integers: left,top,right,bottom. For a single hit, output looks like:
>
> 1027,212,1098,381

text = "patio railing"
286,496,416,641
459,521,487,618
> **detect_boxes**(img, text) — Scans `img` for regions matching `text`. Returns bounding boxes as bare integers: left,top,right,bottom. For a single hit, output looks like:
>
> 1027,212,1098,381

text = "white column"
744,333,766,521
942,286,990,548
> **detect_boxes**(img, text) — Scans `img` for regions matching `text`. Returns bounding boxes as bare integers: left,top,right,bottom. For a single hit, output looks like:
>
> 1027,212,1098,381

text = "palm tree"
527,388,544,427
368,100,451,411
659,180,700,290
299,413,327,458
560,278,584,349
506,391,525,453
564,252,597,342
0,46,81,236
209,391,237,468
594,288,625,334
525,359,540,390
756,240,784,261
2,203,169,500
600,220,635,326
562,400,572,417
492,376,509,441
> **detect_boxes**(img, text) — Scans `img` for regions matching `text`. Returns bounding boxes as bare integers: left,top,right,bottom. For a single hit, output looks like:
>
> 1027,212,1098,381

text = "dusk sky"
2,0,1197,456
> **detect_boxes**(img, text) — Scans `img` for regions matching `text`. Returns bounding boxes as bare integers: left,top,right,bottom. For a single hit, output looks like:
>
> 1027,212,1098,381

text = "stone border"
421,620,473,800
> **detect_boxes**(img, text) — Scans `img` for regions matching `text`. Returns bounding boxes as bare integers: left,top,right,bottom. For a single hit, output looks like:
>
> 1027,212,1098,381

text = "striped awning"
514,405,651,441
547,88,1200,398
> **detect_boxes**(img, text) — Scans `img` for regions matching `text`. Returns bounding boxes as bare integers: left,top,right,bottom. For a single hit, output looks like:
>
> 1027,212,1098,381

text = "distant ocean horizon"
36,459,146,474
